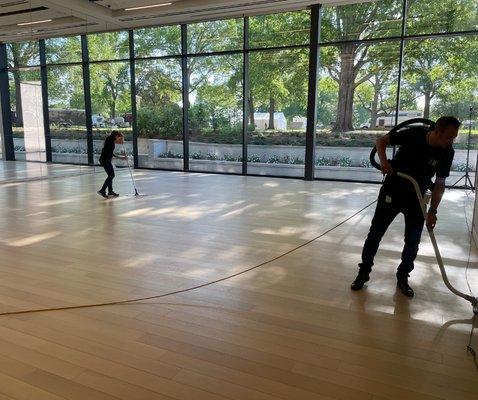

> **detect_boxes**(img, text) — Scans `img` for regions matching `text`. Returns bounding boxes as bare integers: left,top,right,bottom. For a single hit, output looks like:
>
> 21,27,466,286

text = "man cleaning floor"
351,116,460,297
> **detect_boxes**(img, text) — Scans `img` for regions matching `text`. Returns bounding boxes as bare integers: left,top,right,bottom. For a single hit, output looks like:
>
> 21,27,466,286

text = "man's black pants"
100,160,115,194
359,185,425,279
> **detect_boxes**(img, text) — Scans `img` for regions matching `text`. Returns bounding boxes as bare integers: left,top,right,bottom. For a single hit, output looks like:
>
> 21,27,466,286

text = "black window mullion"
81,35,94,165
304,4,321,181
181,24,190,171
39,39,52,162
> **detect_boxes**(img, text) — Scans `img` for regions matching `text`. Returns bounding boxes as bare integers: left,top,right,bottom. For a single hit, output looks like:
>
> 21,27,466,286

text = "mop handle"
396,172,477,308
122,143,137,190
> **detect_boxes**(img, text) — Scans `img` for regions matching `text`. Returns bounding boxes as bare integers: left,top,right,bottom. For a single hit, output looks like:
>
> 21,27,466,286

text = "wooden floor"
0,161,476,400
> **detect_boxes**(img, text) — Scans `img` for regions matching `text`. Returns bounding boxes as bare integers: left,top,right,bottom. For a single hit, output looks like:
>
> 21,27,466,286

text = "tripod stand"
452,106,475,190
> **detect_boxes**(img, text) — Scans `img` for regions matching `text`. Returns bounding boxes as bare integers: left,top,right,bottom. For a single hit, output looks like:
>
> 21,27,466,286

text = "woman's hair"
110,130,124,139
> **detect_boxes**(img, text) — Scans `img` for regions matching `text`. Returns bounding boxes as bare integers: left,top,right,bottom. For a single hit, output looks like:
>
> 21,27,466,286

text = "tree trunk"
12,71,23,127
335,44,356,132
268,96,275,130
423,92,431,119
248,94,255,126
370,75,380,128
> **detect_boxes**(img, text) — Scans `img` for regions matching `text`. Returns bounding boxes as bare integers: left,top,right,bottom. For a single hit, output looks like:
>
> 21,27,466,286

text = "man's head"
430,116,460,148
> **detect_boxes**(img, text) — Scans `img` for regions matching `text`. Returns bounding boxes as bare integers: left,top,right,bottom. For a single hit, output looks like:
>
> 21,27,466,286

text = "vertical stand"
452,106,475,190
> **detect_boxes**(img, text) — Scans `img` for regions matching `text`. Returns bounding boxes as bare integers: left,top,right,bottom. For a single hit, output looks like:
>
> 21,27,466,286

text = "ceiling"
0,0,370,43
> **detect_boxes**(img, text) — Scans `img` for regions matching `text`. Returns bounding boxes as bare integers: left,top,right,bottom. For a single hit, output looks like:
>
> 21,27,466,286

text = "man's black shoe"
351,272,370,291
97,190,108,199
108,191,119,197
397,276,414,297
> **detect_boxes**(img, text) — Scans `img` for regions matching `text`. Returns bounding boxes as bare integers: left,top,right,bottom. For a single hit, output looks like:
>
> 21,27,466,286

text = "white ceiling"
0,0,371,43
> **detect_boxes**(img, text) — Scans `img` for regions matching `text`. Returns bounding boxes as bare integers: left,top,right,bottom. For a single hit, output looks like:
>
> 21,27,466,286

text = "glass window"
7,41,40,67
45,36,82,64
187,19,243,53
188,54,243,173
89,61,132,163
88,31,129,61
134,25,181,57
136,59,183,169
320,0,403,43
248,48,309,177
406,0,478,35
249,10,310,48
316,42,400,182
9,68,46,161
47,65,87,164
402,37,478,176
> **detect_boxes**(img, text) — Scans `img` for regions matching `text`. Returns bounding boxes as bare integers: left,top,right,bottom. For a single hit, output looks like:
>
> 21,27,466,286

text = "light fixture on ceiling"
124,2,172,11
17,19,52,26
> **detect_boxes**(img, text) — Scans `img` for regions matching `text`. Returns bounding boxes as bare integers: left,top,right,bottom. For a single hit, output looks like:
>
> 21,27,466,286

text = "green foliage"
7,4,478,147
249,10,310,48
137,105,182,139
188,19,243,53
134,25,181,57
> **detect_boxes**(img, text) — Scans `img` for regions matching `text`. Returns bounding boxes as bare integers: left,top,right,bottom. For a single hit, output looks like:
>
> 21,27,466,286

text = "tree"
354,44,400,127
7,41,39,126
87,32,130,119
320,1,402,131
249,11,310,129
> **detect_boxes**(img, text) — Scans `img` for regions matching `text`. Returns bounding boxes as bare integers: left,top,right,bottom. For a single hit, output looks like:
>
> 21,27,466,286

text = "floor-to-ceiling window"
7,41,46,161
134,25,183,169
1,2,476,182
315,0,477,182
88,32,132,164
315,0,403,182
45,36,87,164
187,19,244,173
247,11,310,177
402,0,478,181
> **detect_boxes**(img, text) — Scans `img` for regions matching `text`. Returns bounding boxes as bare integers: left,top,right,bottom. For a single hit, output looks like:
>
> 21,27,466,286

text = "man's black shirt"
384,126,454,196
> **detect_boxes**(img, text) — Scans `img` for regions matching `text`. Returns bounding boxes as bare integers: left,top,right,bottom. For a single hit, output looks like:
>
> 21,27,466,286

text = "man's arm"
427,177,446,229
376,135,393,175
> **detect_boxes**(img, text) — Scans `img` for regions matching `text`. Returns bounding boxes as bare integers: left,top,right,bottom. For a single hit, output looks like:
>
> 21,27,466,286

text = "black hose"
369,118,435,170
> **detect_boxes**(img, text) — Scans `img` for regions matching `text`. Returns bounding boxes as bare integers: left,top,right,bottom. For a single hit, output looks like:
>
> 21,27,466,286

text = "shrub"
315,156,329,166
137,104,182,140
248,154,261,163
453,163,475,172
223,154,241,162
206,153,219,161
268,155,281,164
158,151,182,159
339,156,352,167
361,158,372,168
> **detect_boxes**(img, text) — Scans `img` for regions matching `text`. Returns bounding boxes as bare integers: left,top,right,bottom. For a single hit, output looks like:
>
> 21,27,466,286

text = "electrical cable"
0,199,378,317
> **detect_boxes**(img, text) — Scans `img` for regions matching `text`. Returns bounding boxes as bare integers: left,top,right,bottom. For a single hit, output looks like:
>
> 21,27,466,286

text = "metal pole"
39,39,52,162
0,43,15,160
129,29,139,168
81,35,94,165
242,17,249,174
181,24,190,171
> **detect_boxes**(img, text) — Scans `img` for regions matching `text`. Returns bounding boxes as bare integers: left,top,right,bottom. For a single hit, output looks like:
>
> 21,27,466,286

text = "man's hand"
380,160,394,176
426,211,437,229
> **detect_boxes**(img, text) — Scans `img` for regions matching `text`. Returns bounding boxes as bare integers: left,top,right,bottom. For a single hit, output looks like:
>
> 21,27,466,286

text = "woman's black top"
99,135,115,164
